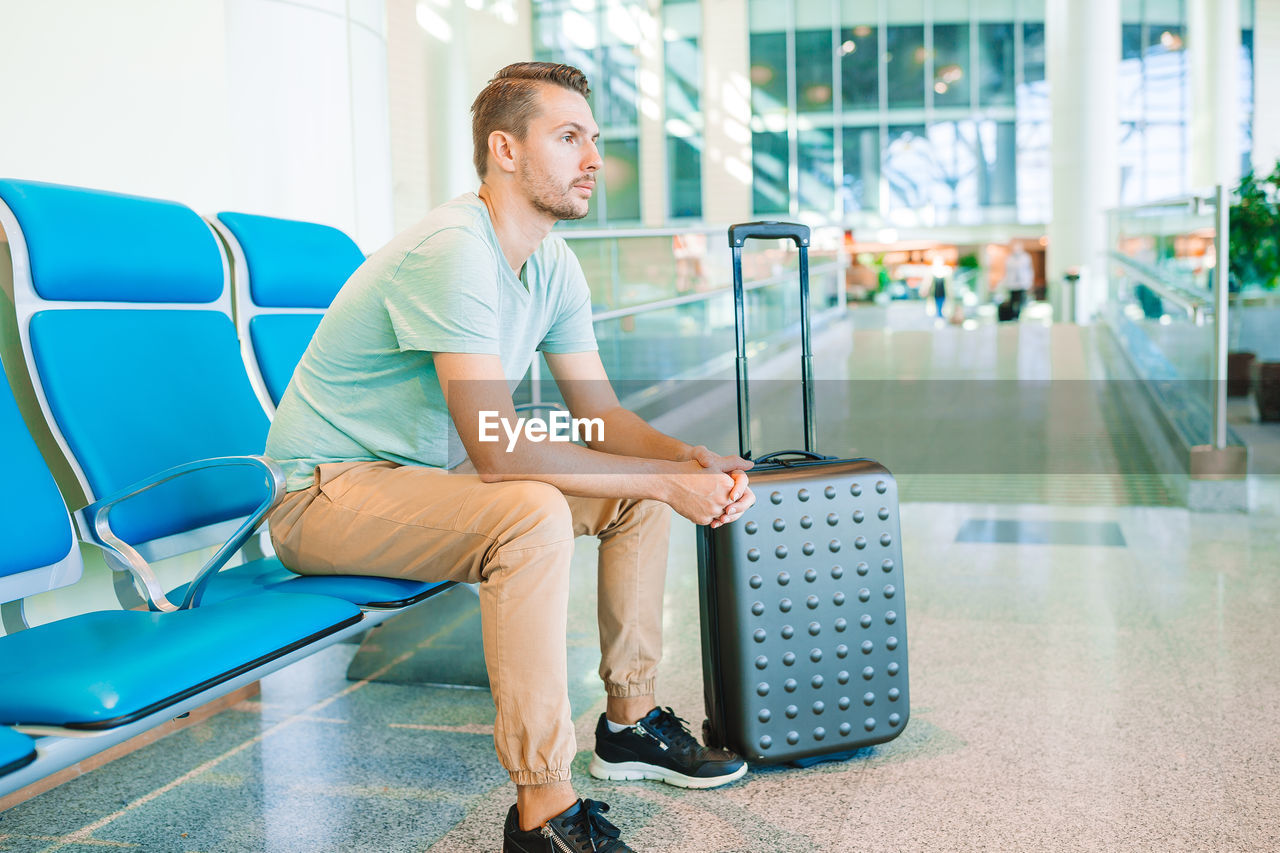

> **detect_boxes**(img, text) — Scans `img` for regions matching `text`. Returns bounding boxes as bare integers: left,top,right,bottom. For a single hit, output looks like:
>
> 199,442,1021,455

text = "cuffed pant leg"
564,496,673,699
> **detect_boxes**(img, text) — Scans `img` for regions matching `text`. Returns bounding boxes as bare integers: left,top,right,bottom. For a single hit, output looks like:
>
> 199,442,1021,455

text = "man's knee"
623,497,671,534
486,480,574,550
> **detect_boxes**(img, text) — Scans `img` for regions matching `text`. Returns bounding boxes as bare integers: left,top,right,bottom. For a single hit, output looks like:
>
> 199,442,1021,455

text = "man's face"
515,85,602,221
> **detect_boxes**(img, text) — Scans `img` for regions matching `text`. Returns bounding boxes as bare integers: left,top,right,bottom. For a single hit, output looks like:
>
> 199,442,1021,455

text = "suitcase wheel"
702,718,722,749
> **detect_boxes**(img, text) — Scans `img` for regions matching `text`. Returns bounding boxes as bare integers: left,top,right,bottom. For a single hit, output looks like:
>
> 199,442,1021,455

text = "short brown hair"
470,62,591,180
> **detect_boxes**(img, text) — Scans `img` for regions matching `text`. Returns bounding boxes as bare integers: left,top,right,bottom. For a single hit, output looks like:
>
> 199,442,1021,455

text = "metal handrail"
560,224,723,240
1107,251,1212,323
590,259,847,322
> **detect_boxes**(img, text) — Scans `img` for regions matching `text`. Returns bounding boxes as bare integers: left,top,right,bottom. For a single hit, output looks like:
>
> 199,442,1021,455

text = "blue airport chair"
0,728,37,780
0,354,365,798
210,211,365,412
0,179,447,611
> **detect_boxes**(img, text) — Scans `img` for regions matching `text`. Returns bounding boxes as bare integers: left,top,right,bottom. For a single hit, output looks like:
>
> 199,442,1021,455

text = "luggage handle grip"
729,221,811,248
754,449,833,466
729,220,816,459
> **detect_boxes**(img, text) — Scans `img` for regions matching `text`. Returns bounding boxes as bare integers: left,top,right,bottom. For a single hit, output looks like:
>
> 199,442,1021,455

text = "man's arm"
434,351,740,526
544,350,756,526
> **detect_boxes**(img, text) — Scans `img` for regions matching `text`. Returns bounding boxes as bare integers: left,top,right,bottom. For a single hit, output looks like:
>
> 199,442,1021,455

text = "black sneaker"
588,707,747,789
503,799,634,853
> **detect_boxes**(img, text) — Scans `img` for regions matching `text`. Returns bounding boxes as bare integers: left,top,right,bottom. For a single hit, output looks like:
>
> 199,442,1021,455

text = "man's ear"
488,130,519,175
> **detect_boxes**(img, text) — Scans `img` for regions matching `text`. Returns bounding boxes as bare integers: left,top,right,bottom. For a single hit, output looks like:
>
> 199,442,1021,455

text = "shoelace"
645,707,702,754
560,799,621,851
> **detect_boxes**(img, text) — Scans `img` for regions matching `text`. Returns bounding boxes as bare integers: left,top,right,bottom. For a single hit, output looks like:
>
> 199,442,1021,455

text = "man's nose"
582,139,603,172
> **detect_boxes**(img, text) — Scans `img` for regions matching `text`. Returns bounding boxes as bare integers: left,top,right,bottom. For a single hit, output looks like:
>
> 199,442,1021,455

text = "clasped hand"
687,445,756,529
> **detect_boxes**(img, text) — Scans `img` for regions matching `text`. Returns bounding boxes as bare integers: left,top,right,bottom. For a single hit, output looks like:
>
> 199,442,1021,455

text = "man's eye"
563,135,575,143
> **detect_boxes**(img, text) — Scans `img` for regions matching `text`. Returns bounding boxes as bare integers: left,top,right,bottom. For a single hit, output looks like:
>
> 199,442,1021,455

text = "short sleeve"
539,240,598,354
382,228,502,354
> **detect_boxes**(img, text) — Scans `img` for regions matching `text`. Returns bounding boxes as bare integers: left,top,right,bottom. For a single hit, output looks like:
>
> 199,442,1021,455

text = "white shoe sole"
587,755,748,789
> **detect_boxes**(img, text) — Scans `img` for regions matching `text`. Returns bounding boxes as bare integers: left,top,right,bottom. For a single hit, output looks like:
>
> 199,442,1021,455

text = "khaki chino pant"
266,460,672,785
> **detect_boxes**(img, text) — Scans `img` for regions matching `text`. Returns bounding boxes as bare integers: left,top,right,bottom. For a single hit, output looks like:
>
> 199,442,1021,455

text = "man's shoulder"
533,232,582,279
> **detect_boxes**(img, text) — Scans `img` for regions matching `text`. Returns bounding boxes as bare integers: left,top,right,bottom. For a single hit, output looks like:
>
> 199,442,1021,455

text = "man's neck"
477,183,556,276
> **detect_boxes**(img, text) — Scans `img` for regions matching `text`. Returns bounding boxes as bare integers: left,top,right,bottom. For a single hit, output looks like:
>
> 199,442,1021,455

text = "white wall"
0,1,235,209
0,0,395,250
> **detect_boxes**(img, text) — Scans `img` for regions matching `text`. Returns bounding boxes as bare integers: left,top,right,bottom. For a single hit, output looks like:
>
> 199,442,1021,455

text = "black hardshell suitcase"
697,222,910,767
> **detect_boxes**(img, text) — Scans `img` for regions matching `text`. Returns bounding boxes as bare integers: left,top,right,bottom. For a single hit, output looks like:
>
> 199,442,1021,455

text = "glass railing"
518,225,848,413
1104,188,1244,464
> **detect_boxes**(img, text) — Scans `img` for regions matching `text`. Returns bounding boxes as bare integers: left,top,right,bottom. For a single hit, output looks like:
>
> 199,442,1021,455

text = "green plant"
1229,164,1280,290
956,252,980,270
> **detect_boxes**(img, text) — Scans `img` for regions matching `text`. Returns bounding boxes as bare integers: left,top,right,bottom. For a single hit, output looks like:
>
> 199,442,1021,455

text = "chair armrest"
76,455,285,611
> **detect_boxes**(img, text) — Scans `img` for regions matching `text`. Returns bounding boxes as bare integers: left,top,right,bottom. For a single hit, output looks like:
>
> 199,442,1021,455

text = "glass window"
796,28,835,113
884,125,933,209
601,44,640,128
668,136,702,219
925,119,1014,212
928,121,978,211
885,26,926,108
1023,22,1045,85
978,23,1015,107
753,131,790,214
842,125,880,214
983,121,1017,207
839,23,878,110
663,2,702,224
665,36,700,122
1122,23,1144,61
750,32,789,116
1241,27,1254,173
799,127,836,213
603,137,642,222
533,0,648,226
1016,120,1051,222
932,23,970,108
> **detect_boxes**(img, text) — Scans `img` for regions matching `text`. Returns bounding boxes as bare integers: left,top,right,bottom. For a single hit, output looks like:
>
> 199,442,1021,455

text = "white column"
1252,0,1280,172
386,0,432,232
1189,0,1241,188
1046,0,1120,321
701,0,754,224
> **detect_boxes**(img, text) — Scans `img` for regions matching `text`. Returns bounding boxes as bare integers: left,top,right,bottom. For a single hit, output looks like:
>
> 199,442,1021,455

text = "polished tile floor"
4,318,1279,851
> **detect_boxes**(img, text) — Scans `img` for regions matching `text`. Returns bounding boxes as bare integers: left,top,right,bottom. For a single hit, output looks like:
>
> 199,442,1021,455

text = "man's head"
471,62,592,181
471,62,601,221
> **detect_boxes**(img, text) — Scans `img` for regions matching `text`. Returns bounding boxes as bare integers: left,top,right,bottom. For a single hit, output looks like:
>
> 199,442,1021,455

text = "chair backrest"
0,179,270,552
211,212,363,411
0,356,82,607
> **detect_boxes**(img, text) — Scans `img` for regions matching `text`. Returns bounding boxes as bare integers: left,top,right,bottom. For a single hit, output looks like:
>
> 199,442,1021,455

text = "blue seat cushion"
249,314,323,404
216,212,363,308
0,359,73,580
0,593,361,730
0,179,223,304
0,727,36,778
169,557,451,609
29,308,271,545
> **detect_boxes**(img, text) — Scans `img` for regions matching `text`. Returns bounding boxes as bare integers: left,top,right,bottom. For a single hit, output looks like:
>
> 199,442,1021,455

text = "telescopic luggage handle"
728,220,816,461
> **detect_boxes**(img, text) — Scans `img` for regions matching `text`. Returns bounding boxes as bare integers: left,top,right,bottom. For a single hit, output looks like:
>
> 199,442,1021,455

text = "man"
1002,241,1033,320
264,62,755,852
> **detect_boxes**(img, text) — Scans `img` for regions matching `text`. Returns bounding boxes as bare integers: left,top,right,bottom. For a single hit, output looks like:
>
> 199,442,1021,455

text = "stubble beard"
519,160,592,221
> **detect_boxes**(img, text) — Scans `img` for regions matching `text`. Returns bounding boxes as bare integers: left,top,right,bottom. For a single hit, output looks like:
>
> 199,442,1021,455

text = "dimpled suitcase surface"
696,220,910,766
697,458,909,765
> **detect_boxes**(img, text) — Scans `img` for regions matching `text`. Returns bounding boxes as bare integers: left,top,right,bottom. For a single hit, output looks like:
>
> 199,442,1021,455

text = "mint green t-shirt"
265,193,598,491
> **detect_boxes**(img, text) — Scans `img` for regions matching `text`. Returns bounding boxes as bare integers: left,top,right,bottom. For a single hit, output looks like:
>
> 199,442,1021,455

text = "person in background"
1003,241,1033,320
